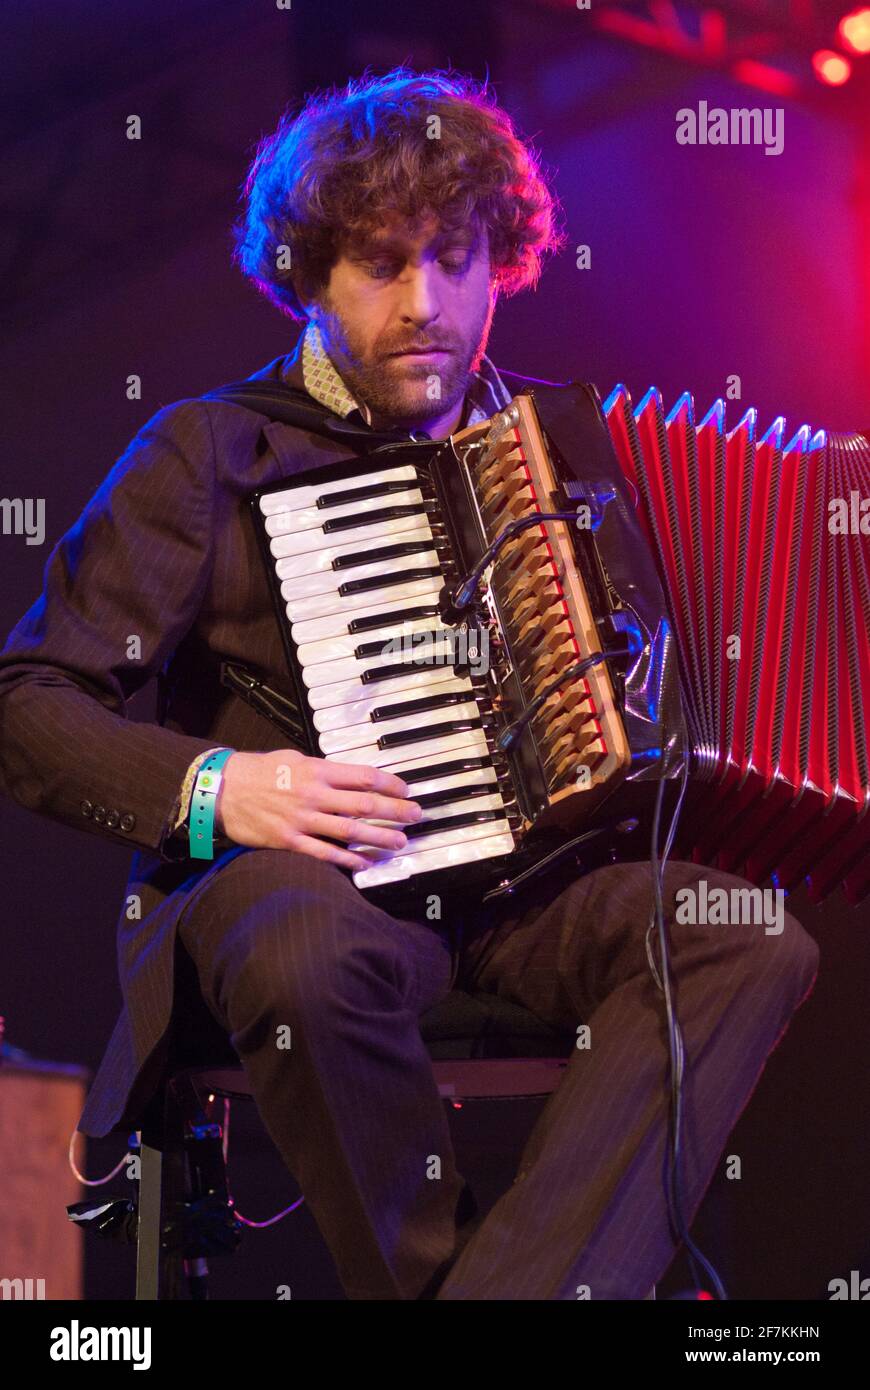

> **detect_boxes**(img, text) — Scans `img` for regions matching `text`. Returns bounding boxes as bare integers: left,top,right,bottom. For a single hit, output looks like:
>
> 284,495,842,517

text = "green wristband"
189,747,235,860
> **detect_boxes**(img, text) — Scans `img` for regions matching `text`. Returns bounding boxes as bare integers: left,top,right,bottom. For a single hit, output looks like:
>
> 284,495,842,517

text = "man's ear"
292,274,321,322
298,293,317,321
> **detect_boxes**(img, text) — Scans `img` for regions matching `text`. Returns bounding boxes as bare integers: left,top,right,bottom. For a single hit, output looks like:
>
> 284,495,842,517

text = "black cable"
645,737,728,1300
442,508,596,620
496,643,640,755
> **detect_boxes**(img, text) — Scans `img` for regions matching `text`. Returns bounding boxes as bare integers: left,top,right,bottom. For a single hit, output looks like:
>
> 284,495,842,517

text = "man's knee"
667,863,819,999
209,846,353,909
185,847,355,947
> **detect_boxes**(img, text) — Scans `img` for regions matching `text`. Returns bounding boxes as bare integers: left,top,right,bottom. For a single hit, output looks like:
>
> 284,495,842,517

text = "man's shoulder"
136,344,304,445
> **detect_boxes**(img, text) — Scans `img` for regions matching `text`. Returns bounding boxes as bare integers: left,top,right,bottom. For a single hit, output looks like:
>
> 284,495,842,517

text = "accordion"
246,381,870,911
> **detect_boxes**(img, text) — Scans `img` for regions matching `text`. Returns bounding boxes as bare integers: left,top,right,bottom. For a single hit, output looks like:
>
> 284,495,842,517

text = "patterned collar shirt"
300,318,513,434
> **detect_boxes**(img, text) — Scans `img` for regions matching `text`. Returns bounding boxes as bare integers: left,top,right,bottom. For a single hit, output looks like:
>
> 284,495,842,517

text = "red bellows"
604,386,870,905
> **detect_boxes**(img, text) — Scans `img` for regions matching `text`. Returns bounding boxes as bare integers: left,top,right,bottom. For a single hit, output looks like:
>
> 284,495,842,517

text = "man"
0,68,818,1300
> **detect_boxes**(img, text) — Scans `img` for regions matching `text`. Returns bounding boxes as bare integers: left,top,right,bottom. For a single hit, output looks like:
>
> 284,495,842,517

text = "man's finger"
319,759,410,799
283,830,371,873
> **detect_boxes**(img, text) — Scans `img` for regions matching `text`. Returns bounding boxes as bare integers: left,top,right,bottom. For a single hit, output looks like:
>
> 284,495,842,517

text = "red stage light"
731,59,801,97
812,49,853,84
839,7,870,54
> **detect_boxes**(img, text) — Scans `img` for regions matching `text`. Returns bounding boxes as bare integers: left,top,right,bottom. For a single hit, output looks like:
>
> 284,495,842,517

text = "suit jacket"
0,331,514,1137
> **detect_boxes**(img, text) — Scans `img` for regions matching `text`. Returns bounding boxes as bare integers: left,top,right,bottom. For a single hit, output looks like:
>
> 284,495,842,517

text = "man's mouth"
388,346,452,358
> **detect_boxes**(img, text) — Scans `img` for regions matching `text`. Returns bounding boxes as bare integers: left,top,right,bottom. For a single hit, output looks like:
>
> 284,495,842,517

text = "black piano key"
354,628,447,660
347,603,440,634
377,716,482,749
414,782,503,810
397,755,493,785
369,690,478,720
339,565,442,596
332,539,432,570
323,502,429,533
317,479,419,509
361,646,458,683
403,808,504,840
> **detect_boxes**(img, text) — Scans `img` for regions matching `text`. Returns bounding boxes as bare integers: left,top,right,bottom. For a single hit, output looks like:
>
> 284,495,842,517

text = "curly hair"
232,67,565,321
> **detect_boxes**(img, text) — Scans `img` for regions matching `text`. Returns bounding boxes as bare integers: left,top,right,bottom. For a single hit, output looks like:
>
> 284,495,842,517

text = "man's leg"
435,859,820,1300
175,846,463,1300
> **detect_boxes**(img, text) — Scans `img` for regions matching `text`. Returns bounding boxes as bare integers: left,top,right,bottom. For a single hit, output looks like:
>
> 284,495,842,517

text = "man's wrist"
213,751,236,836
171,746,228,835
161,746,235,861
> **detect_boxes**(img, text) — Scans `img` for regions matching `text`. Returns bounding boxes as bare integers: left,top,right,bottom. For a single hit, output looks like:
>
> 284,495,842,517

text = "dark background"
2,0,869,1299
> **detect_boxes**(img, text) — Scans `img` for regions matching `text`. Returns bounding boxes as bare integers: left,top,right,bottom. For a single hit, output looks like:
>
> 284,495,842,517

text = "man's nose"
398,264,440,325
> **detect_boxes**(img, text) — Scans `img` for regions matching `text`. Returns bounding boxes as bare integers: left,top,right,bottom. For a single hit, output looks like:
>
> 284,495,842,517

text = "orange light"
839,7,870,54
812,49,853,84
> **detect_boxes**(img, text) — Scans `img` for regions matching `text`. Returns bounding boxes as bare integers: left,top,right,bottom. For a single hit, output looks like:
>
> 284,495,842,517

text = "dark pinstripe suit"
0,334,819,1298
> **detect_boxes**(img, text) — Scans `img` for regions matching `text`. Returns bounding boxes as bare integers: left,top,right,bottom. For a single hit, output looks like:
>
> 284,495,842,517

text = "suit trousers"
171,844,819,1300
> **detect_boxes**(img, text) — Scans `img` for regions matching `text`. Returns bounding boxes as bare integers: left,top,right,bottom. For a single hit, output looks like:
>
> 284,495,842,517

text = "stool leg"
135,1084,187,1300
135,1138,166,1300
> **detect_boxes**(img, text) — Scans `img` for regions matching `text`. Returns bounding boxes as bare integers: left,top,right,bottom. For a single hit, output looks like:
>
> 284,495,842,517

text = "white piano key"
285,577,442,625
297,613,451,668
325,726,490,768
280,549,440,603
269,511,435,561
265,486,424,541
312,675,474,732
301,632,456,689
351,827,516,888
308,663,460,711
291,591,443,646
362,790,507,831
274,520,432,581
350,814,511,858
385,762,499,796
317,700,482,755
259,465,419,516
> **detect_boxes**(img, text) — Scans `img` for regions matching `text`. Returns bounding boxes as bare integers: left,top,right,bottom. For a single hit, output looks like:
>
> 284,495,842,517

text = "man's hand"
215,748,423,872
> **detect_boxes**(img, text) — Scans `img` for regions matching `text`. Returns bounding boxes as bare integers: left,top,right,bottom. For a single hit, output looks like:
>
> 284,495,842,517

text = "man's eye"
440,253,472,274
366,260,397,279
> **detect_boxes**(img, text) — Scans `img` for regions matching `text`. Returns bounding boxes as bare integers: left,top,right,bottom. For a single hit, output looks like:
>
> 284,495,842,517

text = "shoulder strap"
200,379,424,450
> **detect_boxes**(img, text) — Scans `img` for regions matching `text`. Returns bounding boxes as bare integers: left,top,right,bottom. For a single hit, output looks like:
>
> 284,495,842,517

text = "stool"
135,987,576,1299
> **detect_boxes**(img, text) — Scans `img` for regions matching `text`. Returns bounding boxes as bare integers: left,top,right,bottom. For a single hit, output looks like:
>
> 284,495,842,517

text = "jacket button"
93,804,107,824
106,809,120,828
80,800,94,818
120,813,136,832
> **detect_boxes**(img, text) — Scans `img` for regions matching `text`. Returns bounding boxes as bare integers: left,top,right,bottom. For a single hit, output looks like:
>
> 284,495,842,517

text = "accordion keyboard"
256,460,518,889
